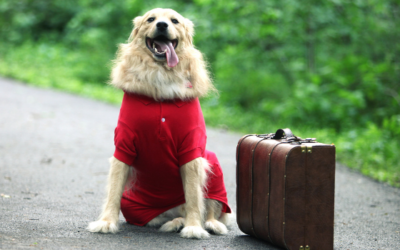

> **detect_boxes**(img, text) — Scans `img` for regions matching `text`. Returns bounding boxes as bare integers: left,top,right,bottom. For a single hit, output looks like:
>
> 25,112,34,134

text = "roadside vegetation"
0,0,399,186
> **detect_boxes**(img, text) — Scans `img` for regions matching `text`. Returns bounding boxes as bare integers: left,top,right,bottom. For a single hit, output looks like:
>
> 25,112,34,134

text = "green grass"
0,41,399,187
201,101,400,187
0,42,123,104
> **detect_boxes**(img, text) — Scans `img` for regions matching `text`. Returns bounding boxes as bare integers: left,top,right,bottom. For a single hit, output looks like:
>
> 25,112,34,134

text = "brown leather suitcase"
236,128,335,250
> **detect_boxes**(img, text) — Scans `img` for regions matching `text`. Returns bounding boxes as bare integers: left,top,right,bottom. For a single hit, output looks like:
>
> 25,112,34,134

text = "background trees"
0,0,399,185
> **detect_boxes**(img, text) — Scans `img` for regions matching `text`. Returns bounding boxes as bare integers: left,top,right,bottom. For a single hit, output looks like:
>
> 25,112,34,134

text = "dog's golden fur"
87,8,230,239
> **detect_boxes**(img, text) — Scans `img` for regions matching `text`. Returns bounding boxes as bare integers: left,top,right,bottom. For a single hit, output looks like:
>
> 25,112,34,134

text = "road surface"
0,78,399,249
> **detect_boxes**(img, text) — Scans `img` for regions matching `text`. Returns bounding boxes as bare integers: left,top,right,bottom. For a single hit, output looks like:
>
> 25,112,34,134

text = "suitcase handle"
272,128,294,139
256,129,316,142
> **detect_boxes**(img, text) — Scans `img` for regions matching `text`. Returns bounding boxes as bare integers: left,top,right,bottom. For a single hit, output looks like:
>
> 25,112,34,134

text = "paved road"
0,77,399,250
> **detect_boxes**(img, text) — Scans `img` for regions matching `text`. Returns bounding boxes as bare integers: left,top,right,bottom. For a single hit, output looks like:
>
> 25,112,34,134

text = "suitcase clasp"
299,246,304,250
301,145,312,153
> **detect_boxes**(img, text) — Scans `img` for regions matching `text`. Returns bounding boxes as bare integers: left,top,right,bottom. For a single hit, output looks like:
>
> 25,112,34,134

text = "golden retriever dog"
87,8,232,239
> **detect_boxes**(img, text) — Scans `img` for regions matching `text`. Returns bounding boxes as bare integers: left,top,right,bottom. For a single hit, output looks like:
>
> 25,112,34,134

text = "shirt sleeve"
113,124,136,166
177,126,207,166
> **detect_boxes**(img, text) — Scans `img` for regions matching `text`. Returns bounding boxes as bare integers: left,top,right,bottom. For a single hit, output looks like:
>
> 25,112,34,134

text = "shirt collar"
126,92,189,108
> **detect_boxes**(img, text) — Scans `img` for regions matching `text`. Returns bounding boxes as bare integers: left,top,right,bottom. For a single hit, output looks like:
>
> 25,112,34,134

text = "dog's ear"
128,16,143,41
183,18,194,46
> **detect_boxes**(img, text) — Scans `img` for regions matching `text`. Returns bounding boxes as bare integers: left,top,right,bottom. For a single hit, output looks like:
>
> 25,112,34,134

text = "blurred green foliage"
0,0,399,186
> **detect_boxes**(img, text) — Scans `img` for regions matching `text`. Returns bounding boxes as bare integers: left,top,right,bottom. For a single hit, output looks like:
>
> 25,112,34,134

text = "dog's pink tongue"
154,40,179,67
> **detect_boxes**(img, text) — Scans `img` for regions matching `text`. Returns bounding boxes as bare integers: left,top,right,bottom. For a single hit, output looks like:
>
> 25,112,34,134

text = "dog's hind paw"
180,226,210,239
87,220,119,234
160,217,185,233
205,219,228,235
219,212,234,228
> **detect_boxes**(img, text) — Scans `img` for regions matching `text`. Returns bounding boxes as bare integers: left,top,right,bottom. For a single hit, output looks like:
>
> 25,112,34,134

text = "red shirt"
114,92,231,226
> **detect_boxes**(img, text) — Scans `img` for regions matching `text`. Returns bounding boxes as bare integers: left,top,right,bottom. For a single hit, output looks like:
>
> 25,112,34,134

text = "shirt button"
161,118,165,122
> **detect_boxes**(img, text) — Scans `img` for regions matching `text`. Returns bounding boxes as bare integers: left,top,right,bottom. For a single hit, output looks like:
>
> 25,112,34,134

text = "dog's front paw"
87,220,119,233
180,226,210,239
205,219,228,235
160,217,185,233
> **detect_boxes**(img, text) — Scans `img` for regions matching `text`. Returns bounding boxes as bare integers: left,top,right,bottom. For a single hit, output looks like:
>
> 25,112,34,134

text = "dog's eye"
147,17,155,23
171,19,179,24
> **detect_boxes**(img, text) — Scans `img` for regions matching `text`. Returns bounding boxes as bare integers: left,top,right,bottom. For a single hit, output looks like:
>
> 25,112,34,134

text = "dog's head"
129,8,194,68
111,8,214,100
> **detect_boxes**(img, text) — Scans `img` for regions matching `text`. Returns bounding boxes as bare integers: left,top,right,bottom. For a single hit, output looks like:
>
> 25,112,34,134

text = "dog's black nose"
156,22,168,31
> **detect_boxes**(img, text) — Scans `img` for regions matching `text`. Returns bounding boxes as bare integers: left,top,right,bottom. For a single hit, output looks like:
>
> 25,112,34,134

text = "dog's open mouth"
146,36,179,68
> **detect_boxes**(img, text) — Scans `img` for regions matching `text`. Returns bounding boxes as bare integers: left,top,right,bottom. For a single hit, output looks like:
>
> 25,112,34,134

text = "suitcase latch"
299,246,304,250
301,145,312,153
